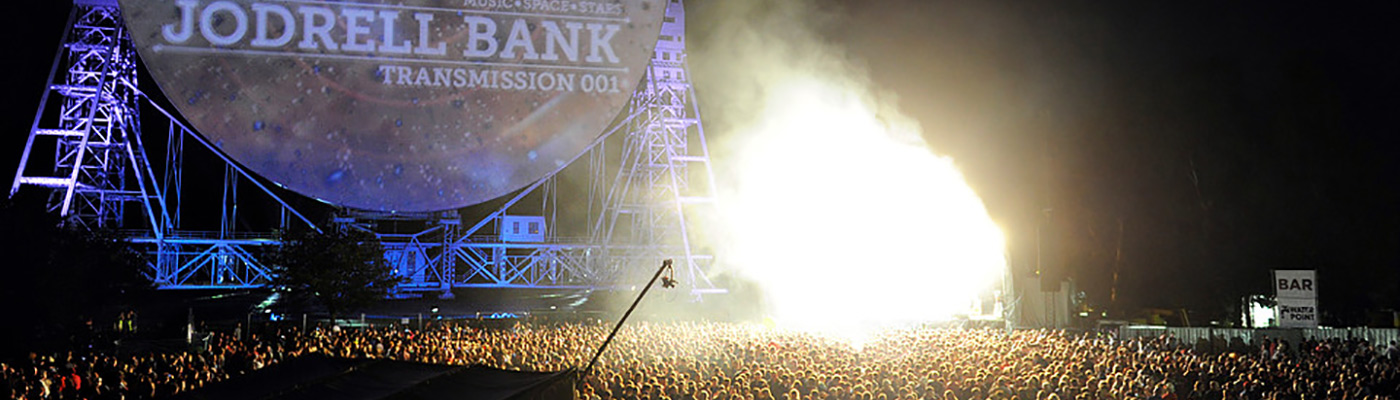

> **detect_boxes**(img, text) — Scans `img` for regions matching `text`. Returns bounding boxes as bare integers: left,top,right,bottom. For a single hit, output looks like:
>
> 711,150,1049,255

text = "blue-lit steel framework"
587,0,722,294
10,0,153,230
348,0,722,296
9,0,317,289
11,0,720,295
129,93,320,289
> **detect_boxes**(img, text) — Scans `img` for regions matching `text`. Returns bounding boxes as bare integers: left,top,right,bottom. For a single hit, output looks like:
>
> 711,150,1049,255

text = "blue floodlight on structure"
10,0,319,289
11,2,154,230
337,0,723,296
11,0,722,296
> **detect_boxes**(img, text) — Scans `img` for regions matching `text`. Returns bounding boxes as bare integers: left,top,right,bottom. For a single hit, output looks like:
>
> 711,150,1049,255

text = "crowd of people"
3,319,1398,399
1,329,292,399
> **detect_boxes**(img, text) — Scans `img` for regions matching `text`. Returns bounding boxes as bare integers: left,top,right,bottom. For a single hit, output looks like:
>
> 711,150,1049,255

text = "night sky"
4,1,1400,324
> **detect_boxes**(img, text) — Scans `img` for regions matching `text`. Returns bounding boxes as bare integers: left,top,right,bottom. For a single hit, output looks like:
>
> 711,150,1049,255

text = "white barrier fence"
1119,326,1400,346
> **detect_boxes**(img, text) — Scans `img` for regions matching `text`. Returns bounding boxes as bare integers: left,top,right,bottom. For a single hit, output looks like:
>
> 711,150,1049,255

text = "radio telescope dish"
119,0,665,211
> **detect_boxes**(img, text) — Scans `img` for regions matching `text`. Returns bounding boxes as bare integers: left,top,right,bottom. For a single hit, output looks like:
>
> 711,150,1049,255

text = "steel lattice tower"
590,0,722,294
10,0,721,295
10,0,313,289
336,0,722,295
10,0,165,232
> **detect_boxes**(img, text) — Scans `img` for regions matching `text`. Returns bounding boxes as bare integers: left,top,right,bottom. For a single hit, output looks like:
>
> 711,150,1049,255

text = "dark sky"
4,1,1400,323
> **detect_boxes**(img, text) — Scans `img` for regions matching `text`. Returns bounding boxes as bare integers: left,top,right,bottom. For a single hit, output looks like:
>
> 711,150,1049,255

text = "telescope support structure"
346,0,722,295
10,0,721,296
9,0,317,289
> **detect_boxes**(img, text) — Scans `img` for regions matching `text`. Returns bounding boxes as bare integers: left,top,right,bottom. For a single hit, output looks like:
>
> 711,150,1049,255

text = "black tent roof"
174,354,576,400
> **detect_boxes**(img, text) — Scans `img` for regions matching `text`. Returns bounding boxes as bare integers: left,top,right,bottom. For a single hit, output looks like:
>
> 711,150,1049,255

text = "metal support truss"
9,0,318,289
11,0,163,232
332,211,460,295
129,87,319,289
12,0,719,294
588,0,722,295
352,0,723,295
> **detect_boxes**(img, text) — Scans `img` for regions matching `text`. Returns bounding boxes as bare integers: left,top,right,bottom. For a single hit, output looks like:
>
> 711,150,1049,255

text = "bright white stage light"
720,77,1005,335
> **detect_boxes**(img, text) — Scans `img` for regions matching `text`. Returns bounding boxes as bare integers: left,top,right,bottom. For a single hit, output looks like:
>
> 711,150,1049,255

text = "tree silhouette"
269,228,403,320
0,195,151,355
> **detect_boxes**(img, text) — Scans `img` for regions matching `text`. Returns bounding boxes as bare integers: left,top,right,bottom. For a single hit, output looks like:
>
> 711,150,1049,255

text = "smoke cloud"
684,0,1007,330
689,0,921,146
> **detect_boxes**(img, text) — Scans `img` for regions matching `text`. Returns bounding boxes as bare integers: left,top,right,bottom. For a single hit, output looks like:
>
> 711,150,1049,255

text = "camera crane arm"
581,259,676,378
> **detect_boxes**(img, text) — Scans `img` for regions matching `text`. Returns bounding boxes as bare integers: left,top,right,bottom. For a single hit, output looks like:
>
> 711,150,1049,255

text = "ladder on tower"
590,0,725,296
9,0,169,235
9,0,320,290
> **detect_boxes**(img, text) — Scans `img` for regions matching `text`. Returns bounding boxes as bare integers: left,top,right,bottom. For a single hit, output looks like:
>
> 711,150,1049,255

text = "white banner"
1274,270,1317,299
1277,297,1319,328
